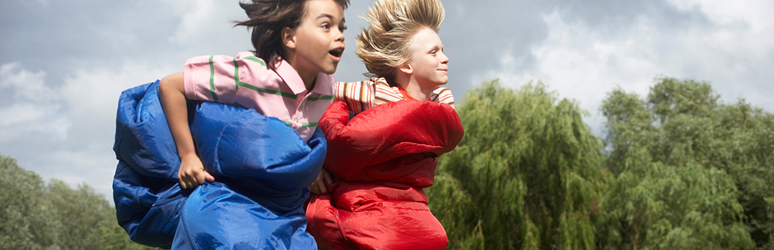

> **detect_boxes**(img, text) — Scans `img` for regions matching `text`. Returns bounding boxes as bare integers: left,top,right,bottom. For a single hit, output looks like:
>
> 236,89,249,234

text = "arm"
335,80,378,114
159,72,214,189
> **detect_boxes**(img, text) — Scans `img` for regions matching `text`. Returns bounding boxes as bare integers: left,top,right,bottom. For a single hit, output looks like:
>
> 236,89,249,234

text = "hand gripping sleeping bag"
112,81,324,249
305,100,464,250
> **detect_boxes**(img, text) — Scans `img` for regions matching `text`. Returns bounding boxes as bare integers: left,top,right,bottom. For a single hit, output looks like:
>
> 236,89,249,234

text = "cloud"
438,0,551,94
0,63,68,143
0,59,177,201
463,0,774,137
3,0,774,204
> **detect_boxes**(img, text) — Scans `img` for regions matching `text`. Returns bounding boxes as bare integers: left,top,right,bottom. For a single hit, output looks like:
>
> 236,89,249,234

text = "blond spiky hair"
356,0,445,82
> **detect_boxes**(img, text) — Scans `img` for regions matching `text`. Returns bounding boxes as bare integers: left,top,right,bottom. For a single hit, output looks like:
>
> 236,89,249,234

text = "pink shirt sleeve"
183,53,276,106
184,55,235,104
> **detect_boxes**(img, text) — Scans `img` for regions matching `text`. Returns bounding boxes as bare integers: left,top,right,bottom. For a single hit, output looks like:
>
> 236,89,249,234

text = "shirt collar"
311,72,335,96
273,58,336,96
273,59,307,95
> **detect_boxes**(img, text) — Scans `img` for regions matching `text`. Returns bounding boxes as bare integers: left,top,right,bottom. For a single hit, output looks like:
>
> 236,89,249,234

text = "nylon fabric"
112,81,324,249
306,100,464,250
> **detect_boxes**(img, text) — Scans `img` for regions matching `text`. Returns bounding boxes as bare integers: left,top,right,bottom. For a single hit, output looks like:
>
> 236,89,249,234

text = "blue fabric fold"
112,80,324,249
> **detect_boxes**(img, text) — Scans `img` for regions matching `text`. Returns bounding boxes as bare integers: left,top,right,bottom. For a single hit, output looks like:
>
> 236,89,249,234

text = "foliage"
0,155,55,249
598,77,772,249
0,154,160,250
3,76,773,250
428,80,611,249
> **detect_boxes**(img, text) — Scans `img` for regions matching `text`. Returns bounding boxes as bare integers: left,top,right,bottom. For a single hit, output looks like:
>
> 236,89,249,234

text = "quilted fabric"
305,100,464,250
112,81,324,249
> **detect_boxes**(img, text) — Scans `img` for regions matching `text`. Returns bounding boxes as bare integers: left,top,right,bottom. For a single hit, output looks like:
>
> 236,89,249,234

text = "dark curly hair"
235,0,350,69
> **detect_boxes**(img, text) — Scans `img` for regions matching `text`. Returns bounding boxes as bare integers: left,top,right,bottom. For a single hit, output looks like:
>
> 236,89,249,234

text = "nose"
335,28,345,43
440,51,449,64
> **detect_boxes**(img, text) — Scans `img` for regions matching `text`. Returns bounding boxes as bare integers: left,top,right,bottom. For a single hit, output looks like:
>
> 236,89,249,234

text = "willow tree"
0,154,55,249
0,154,159,250
428,80,610,250
597,78,770,249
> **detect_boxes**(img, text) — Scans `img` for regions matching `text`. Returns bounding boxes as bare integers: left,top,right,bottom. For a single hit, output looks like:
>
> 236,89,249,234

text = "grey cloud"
3,0,774,202
439,0,552,95
1,0,182,85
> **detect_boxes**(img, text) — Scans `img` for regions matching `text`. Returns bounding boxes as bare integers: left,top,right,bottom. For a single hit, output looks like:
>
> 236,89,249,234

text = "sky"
1,0,773,203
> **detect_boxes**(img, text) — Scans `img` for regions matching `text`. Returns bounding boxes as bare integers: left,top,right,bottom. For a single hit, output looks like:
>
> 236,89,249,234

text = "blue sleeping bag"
112,81,324,249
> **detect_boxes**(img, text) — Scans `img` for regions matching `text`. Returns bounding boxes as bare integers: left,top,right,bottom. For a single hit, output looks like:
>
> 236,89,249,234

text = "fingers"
309,181,321,194
312,181,326,194
179,167,212,189
310,183,319,194
204,171,215,182
194,169,207,186
308,169,332,194
316,180,327,194
178,170,191,189
309,170,329,194
322,170,332,185
179,169,197,189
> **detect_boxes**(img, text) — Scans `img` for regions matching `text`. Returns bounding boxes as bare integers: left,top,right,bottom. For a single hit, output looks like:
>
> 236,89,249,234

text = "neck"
394,74,432,101
282,53,317,91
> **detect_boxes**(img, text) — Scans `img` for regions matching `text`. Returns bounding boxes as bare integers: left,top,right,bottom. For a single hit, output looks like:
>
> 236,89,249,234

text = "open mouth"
329,48,344,58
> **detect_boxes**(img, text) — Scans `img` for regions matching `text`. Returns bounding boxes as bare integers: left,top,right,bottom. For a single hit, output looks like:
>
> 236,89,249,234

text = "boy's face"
290,0,346,76
406,28,449,89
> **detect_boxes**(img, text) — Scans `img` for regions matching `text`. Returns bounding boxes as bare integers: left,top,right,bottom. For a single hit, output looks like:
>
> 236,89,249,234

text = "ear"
282,27,296,50
398,61,413,75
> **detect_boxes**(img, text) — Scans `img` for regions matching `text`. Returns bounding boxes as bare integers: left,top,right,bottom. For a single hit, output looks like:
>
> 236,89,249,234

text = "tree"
428,80,610,249
598,77,771,249
46,180,115,249
0,154,160,250
0,154,56,249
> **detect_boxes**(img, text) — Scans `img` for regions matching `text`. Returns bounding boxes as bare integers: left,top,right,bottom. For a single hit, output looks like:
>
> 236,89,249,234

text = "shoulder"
335,78,378,91
373,78,403,104
335,78,385,114
234,51,269,67
185,52,269,71
431,86,455,108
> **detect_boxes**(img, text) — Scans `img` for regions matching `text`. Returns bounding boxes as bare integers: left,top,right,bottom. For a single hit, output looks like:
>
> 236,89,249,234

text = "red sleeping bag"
306,100,464,250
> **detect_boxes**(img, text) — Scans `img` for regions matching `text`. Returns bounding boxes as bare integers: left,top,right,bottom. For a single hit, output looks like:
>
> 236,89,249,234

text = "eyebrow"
316,14,333,20
316,13,346,23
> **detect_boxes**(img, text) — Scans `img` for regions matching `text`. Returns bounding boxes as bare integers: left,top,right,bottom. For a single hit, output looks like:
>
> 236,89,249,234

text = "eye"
321,23,331,29
339,25,348,32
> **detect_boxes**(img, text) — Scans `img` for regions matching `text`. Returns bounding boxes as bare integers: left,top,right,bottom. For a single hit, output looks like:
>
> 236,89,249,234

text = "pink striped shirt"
335,77,455,114
183,51,336,142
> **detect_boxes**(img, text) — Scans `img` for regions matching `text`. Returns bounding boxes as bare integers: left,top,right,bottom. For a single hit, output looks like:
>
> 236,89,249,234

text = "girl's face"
406,28,449,89
290,0,346,77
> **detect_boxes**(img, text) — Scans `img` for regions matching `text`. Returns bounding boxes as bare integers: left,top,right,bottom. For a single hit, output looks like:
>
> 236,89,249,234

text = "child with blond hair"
305,0,463,249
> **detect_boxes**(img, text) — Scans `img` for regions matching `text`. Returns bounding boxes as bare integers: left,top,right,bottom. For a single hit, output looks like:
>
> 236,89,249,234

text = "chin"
324,64,339,75
324,68,337,75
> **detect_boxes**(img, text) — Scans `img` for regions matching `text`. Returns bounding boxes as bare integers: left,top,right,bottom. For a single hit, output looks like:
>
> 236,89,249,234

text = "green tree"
0,154,56,249
428,80,610,249
46,180,115,249
598,78,771,249
0,154,160,250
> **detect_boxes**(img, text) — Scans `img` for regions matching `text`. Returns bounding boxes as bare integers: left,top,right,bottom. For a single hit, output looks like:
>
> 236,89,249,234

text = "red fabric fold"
307,100,464,250
319,100,463,183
